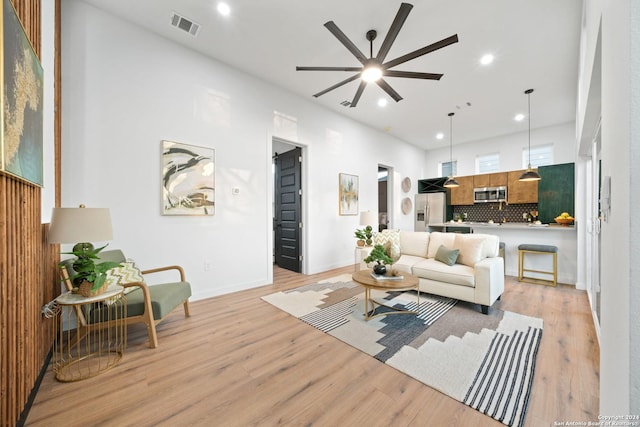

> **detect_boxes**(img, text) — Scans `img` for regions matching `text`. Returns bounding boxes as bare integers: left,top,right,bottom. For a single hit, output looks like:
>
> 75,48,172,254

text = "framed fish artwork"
161,140,215,215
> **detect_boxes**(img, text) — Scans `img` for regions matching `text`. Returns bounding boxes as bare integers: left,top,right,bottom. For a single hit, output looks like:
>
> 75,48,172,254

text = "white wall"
423,122,576,178
577,0,638,416
40,1,56,222
60,1,429,300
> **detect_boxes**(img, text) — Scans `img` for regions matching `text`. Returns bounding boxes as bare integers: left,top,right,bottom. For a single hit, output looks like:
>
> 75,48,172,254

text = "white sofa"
362,231,504,314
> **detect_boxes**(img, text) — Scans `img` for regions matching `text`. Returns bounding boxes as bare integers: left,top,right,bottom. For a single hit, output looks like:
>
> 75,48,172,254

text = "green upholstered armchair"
59,249,191,348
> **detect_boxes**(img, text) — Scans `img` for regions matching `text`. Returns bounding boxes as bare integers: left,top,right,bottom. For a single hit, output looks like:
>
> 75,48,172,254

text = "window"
476,153,500,174
440,160,457,177
523,144,553,168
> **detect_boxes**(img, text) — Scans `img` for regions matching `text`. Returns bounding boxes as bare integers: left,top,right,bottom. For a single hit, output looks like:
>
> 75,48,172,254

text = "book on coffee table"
370,272,404,281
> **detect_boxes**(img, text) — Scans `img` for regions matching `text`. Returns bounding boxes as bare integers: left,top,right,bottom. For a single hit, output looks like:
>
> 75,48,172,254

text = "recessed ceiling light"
480,54,494,65
514,113,525,121
377,98,388,107
217,2,231,16
436,133,444,140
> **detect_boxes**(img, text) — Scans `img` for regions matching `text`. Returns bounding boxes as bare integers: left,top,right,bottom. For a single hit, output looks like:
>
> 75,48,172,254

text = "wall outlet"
232,187,240,195
204,261,211,271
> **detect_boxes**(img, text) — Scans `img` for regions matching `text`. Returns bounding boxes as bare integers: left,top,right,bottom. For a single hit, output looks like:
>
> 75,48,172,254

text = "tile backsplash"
452,203,539,223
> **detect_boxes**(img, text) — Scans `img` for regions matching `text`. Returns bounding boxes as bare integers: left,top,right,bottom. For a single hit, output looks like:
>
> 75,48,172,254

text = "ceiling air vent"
170,12,200,36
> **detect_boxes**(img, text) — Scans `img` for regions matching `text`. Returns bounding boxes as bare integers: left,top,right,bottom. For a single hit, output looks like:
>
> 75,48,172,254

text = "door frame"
269,136,307,276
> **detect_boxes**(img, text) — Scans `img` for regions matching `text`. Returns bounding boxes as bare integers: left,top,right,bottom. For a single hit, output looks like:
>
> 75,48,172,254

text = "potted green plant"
62,244,122,297
354,228,367,246
363,244,394,275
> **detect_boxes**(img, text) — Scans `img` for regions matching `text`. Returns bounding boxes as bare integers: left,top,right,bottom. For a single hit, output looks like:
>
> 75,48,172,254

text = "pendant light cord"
448,112,454,166
525,88,534,168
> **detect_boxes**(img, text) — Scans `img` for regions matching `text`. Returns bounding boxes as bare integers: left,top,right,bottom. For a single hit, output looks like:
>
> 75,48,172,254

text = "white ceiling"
79,0,583,150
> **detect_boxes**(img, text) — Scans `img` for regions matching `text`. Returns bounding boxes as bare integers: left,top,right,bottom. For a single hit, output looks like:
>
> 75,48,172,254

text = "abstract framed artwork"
339,173,358,216
161,140,215,215
1,0,44,186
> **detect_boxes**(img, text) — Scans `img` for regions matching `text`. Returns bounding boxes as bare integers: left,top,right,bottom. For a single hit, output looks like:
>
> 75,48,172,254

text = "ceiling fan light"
444,176,460,188
361,66,383,82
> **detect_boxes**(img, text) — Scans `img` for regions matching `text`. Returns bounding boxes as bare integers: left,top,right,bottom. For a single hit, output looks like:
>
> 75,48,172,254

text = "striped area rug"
262,274,543,427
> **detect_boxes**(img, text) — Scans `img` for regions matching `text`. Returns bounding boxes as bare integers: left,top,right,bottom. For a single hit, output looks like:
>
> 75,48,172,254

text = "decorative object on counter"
363,244,394,275
401,177,411,193
359,211,377,245
519,89,542,182
339,173,359,215
554,212,574,226
443,112,459,188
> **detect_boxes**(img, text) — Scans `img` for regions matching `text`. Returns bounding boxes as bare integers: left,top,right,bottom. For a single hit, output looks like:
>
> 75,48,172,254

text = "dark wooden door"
274,147,302,272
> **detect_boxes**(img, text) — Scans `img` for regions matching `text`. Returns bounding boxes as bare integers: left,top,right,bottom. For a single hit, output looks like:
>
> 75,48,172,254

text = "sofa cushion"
399,231,430,258
393,254,427,275
453,234,486,267
473,233,500,258
375,229,401,261
427,232,456,258
412,259,475,288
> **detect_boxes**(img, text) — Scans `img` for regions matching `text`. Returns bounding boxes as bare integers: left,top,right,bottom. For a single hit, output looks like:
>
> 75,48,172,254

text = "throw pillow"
453,235,485,267
105,261,144,294
374,229,401,261
434,245,459,266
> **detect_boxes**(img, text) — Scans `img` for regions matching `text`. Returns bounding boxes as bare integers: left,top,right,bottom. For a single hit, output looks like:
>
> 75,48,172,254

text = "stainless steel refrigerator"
415,192,447,231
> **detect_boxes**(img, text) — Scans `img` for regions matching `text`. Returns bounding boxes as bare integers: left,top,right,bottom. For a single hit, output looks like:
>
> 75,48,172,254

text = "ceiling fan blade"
296,66,363,72
376,79,403,102
324,21,368,64
383,34,459,70
384,70,443,80
376,3,413,63
313,74,361,98
349,81,367,108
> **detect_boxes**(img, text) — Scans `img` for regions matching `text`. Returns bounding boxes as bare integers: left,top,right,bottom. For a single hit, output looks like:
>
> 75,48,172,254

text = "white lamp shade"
49,207,113,244
359,211,377,228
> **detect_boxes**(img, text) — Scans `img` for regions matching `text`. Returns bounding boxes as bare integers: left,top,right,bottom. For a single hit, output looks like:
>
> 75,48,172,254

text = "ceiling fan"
296,2,458,107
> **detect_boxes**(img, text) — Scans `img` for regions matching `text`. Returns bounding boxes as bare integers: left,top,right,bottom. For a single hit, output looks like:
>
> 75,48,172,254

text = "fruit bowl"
554,217,574,226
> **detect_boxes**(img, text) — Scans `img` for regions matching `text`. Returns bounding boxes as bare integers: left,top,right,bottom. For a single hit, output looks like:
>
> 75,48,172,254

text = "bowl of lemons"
554,212,575,225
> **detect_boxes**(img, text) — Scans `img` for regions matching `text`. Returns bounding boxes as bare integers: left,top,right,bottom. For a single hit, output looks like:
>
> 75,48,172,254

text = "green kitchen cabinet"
538,163,575,224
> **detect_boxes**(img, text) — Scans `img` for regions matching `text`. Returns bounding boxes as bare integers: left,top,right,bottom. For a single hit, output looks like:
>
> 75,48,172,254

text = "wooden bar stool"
518,244,558,287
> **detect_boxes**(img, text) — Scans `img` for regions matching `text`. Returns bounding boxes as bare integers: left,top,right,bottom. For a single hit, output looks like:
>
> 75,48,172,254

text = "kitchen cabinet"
537,163,575,223
449,176,474,205
507,170,538,204
474,172,508,188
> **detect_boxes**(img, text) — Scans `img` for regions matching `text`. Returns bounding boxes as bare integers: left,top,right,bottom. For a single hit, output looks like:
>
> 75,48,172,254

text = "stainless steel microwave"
473,186,507,203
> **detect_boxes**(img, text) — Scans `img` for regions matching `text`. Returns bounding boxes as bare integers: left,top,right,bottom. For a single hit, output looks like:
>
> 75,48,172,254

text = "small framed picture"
339,173,358,216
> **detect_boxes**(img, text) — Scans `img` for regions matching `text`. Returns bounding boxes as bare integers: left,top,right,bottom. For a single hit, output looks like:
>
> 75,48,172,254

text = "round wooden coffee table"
351,269,420,320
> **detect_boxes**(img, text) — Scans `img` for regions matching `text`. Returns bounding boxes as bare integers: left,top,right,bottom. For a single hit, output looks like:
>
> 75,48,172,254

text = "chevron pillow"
105,261,144,294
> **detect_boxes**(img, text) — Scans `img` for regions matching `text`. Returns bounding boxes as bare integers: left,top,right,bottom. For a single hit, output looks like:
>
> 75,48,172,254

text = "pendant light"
519,88,541,181
443,112,459,188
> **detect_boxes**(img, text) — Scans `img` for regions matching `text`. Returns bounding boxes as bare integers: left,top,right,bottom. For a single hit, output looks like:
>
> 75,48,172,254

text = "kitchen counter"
429,221,576,231
426,221,577,284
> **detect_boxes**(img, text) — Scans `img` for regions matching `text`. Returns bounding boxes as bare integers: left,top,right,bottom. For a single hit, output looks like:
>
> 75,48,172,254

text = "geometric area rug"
262,274,543,427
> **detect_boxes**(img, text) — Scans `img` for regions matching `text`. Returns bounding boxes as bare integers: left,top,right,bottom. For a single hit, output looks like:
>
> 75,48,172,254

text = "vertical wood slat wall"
1,1,60,426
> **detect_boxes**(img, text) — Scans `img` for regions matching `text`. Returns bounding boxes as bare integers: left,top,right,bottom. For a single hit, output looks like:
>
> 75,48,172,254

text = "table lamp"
48,205,113,252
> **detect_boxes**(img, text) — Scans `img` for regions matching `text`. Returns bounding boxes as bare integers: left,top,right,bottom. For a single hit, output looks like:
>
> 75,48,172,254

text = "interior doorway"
273,139,302,273
378,165,392,231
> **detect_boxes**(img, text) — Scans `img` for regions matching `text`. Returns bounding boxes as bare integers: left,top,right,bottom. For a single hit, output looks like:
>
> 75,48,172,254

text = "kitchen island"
428,221,577,285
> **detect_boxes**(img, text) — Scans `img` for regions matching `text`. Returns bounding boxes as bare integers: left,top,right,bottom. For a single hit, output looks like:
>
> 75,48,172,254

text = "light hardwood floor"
26,266,599,426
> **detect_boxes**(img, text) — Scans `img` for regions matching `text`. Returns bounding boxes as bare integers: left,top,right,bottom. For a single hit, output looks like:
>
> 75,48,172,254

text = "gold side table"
52,285,126,382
